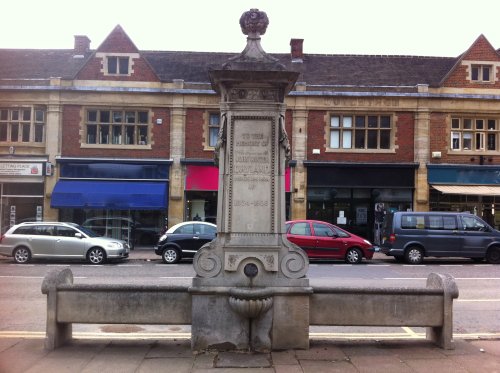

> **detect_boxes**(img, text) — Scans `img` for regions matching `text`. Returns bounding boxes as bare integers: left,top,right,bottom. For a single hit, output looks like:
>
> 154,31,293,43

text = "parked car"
0,222,129,264
285,219,375,264
380,211,500,264
155,221,217,264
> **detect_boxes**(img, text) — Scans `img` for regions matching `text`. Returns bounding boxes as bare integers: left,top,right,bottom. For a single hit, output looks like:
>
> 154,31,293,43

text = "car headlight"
363,239,372,245
159,233,168,242
107,242,123,249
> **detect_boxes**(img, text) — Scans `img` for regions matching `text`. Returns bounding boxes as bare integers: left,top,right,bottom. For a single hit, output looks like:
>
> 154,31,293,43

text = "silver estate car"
0,222,129,264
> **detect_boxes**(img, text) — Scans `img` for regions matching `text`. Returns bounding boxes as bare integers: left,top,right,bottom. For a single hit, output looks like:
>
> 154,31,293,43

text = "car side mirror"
75,233,83,239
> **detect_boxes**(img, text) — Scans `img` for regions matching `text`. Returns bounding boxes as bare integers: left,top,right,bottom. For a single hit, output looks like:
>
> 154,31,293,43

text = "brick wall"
185,108,211,159
429,112,500,165
306,110,414,163
76,56,159,81
443,35,500,88
61,105,170,158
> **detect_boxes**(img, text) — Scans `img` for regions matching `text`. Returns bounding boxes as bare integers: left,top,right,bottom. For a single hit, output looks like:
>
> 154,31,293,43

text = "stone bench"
309,273,459,349
42,269,458,350
41,268,191,350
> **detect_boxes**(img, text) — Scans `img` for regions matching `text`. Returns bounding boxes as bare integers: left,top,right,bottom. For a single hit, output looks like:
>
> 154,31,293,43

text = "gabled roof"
96,25,139,54
141,51,457,87
441,34,500,86
0,26,492,90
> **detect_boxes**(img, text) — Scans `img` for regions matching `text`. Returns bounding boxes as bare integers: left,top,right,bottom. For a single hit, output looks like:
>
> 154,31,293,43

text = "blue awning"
51,180,168,210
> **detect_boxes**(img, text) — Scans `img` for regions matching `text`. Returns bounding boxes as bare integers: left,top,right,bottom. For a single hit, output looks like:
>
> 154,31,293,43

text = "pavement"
1,337,500,372
1,247,500,372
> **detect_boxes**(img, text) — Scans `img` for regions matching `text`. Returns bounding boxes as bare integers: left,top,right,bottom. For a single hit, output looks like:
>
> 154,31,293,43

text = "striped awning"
432,185,500,196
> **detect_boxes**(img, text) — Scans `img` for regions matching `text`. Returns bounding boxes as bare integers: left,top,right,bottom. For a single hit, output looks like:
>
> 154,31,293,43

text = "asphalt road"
0,254,499,342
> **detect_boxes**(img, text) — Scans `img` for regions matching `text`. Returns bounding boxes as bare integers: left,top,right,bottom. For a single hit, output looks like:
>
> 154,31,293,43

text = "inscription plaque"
230,117,274,233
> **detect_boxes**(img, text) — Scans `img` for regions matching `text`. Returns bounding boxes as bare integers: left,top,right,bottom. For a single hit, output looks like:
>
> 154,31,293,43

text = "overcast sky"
2,0,500,57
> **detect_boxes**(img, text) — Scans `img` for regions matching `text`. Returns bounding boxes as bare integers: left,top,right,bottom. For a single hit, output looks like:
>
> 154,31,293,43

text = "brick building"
1,26,499,244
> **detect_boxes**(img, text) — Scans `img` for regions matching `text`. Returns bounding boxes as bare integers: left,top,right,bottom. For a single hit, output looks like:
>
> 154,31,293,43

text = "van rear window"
401,215,425,229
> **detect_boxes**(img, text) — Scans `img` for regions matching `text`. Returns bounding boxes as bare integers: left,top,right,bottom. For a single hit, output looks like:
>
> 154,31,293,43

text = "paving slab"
300,359,359,373
404,357,468,373
348,355,414,373
23,340,107,373
450,353,500,372
215,351,271,368
80,340,151,373
271,349,299,365
137,357,194,373
469,339,500,356
146,339,194,358
295,340,348,361
0,339,49,373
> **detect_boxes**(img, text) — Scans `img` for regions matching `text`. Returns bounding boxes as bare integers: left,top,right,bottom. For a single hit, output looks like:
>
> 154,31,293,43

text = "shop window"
85,109,150,146
450,117,498,152
0,107,45,144
329,114,392,151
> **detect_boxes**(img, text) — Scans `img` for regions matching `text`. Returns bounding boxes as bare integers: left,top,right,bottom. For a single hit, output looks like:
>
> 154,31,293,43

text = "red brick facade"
306,110,414,163
61,105,170,158
442,35,500,88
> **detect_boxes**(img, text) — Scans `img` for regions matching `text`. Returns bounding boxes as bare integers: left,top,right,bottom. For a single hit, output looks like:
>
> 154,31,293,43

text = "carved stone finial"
239,8,268,36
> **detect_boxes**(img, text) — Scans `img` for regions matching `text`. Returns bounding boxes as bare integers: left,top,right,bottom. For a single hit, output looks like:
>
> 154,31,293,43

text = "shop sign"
0,163,43,176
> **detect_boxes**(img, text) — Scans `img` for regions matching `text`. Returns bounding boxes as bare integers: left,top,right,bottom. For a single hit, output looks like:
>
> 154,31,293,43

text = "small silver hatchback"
0,222,129,264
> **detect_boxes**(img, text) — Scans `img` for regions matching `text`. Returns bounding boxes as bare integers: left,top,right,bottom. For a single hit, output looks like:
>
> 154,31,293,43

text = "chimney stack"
290,38,304,62
74,35,91,55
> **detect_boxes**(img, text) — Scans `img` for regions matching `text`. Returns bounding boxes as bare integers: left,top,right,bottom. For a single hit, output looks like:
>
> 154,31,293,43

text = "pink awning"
186,165,291,192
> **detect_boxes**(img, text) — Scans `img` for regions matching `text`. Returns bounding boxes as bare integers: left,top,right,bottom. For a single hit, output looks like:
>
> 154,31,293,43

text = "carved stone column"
190,9,311,351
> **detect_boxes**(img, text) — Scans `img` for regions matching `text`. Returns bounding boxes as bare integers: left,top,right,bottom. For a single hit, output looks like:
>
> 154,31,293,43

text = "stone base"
190,284,311,351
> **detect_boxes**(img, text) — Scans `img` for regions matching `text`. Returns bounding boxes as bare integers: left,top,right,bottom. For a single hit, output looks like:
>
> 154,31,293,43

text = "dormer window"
107,56,129,75
97,52,138,76
471,64,492,82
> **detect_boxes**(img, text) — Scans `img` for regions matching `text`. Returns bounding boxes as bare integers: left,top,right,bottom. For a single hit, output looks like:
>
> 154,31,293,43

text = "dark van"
380,212,500,264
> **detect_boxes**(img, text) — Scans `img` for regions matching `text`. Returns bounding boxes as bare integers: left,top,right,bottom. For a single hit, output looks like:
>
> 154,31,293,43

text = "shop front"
0,158,49,233
305,162,417,244
428,164,500,229
51,158,171,247
184,161,293,223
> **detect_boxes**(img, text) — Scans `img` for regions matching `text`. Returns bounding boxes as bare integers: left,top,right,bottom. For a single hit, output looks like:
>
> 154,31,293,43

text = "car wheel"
486,246,500,264
345,248,363,264
405,246,423,265
162,247,180,264
87,247,106,264
13,246,31,264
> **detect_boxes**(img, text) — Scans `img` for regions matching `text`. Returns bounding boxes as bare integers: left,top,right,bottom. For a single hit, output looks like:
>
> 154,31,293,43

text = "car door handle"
193,236,200,239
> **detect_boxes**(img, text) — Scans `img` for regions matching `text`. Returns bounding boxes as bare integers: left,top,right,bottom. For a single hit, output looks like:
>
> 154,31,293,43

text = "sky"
2,0,500,57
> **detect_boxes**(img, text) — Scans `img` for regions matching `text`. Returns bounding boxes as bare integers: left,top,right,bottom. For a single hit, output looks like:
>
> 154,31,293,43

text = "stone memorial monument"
190,9,311,351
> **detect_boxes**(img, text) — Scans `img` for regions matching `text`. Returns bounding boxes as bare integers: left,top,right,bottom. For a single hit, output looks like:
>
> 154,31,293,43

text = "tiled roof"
0,48,458,88
0,49,92,81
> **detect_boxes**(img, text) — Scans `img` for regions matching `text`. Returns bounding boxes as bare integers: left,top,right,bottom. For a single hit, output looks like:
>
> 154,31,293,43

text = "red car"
285,220,375,264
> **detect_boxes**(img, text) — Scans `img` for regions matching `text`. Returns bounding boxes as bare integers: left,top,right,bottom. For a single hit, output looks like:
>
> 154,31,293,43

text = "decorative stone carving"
239,8,268,36
193,241,222,278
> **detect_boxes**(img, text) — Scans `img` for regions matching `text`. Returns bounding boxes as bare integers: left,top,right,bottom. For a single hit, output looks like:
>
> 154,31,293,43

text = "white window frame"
84,108,150,147
0,107,45,144
208,113,220,148
96,52,139,77
450,117,499,152
328,113,392,151
462,60,500,83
